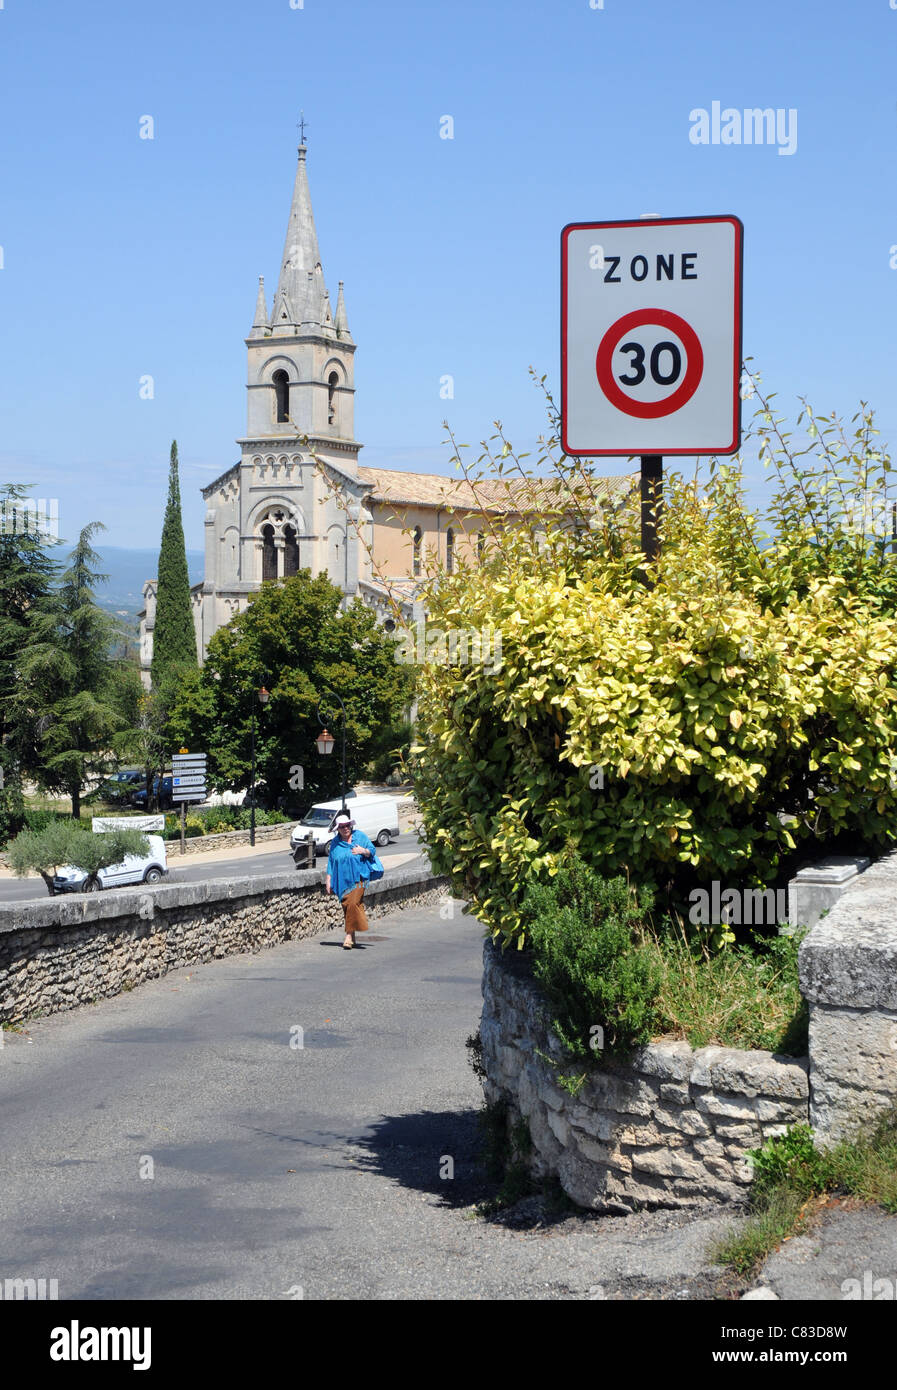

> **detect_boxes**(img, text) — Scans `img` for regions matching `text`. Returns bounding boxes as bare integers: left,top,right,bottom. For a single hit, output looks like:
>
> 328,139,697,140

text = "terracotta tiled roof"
357,466,635,513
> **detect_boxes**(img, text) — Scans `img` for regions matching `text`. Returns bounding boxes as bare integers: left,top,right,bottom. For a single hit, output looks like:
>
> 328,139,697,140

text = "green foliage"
412,389,897,943
151,441,198,686
522,858,662,1057
7,822,151,895
714,1108,897,1275
0,484,61,842
167,568,414,805
749,1123,820,1199
159,805,291,839
653,927,809,1054
21,524,134,819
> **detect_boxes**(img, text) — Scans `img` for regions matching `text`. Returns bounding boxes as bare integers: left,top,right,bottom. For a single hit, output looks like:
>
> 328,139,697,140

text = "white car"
52,834,169,894
290,795,400,860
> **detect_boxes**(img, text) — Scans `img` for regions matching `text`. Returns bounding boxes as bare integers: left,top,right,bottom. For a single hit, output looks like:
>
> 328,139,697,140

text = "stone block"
541,1082,568,1113
546,1106,570,1146
760,1124,790,1141
574,1133,630,1171
713,1051,809,1100
693,1091,757,1121
629,1146,704,1181
690,1046,726,1088
557,1150,614,1209
787,856,869,933
808,1007,897,1094
712,1122,760,1145
630,1040,692,1081
799,877,897,1010
569,1105,616,1141
693,1136,728,1161
756,1096,809,1124
660,1083,691,1106
652,1105,711,1138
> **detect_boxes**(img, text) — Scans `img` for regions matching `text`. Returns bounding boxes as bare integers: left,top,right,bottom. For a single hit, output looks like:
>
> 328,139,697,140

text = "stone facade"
481,942,809,1213
799,846,897,1144
0,866,448,1025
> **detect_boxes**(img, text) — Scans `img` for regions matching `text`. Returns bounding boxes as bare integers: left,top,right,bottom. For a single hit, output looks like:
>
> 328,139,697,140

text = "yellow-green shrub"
411,396,897,944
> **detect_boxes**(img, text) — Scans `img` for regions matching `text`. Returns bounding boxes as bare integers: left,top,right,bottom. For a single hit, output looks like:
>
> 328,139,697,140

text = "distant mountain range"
94,547,205,627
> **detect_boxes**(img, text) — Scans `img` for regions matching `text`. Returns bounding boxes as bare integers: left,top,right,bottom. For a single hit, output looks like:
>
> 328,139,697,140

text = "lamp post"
249,679,270,847
315,686,348,814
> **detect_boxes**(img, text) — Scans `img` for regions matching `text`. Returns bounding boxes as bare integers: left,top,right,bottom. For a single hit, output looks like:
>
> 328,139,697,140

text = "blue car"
130,776,174,810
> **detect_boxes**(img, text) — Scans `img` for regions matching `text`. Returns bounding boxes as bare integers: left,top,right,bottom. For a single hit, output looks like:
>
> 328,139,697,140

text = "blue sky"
1,0,895,550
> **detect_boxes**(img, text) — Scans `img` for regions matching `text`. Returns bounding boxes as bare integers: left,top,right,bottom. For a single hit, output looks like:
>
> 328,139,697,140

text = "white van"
290,795,400,860
52,834,169,893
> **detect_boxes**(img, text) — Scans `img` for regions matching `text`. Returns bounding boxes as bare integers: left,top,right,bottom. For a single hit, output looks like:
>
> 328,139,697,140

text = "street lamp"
316,686,348,814
249,680,270,847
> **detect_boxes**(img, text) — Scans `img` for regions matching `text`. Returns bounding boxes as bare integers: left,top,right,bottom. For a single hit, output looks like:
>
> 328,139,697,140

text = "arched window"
327,371,339,426
261,524,277,581
477,532,485,563
273,370,290,424
445,527,454,575
412,526,422,578
283,525,300,577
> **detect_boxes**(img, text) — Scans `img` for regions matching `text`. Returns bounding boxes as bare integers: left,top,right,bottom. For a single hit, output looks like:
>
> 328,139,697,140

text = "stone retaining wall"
0,866,448,1024
481,942,809,1212
166,822,293,855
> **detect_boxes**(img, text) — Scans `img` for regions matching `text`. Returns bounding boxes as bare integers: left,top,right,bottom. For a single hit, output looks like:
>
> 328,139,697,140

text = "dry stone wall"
0,866,448,1024
481,942,809,1213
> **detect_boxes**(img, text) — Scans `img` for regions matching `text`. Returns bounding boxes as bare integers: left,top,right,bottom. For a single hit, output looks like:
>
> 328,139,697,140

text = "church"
138,139,630,683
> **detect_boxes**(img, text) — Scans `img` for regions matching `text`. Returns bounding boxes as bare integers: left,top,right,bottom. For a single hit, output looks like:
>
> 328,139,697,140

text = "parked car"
98,768,144,804
52,834,169,894
290,794,399,861
130,776,174,810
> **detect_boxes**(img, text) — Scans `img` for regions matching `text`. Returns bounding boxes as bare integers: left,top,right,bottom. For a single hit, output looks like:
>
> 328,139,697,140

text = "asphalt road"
0,895,746,1301
0,831,425,904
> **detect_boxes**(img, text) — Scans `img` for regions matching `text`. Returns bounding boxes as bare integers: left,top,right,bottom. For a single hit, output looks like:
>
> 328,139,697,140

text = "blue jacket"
328,829,377,900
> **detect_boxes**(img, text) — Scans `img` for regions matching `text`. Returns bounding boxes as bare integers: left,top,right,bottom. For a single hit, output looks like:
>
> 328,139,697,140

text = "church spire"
272,143,326,334
334,281,353,342
249,275,269,338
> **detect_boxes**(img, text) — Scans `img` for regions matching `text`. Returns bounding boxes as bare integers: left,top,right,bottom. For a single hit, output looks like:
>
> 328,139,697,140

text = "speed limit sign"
561,215,743,456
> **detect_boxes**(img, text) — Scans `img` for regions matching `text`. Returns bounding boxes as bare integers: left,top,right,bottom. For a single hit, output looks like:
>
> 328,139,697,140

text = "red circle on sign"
595,309,704,419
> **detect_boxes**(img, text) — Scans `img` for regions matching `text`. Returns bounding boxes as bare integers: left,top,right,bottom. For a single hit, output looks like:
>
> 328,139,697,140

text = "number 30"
618,340,682,387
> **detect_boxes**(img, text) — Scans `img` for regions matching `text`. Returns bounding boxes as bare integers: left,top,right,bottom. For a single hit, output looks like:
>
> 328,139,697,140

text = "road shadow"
349,1106,577,1228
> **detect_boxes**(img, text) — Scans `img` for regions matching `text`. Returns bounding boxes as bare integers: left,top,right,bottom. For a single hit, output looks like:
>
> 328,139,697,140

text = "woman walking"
325,812,382,949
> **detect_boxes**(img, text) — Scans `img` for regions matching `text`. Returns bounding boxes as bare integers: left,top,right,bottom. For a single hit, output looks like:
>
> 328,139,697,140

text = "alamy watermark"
395,621,502,669
689,103,797,156
1,1276,59,1299
688,882,788,927
0,496,58,541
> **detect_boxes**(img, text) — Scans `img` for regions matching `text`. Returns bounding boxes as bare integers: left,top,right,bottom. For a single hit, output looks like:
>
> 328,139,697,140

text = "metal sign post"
172,751,208,856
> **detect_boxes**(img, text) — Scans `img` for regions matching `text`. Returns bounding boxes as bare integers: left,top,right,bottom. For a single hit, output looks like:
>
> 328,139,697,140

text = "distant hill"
93,547,204,628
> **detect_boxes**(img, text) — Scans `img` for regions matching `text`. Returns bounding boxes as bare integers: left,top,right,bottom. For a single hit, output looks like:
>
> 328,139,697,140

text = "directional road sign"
561,215,743,456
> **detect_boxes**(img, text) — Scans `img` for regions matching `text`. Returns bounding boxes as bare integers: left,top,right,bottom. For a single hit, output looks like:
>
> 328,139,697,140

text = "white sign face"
92,815,165,834
561,215,743,456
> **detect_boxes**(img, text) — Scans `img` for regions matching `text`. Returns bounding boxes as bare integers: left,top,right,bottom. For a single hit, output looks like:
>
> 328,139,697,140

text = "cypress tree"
151,440,198,686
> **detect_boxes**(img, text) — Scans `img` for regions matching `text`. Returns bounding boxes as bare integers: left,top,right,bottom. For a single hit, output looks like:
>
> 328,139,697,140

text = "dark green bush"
521,857,662,1058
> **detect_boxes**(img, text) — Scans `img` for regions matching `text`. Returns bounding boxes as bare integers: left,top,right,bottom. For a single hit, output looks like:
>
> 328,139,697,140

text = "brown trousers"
341,882,369,933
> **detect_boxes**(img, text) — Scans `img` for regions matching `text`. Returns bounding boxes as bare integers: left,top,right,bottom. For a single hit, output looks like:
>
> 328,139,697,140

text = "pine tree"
0,485,61,840
151,440,198,687
31,524,131,819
